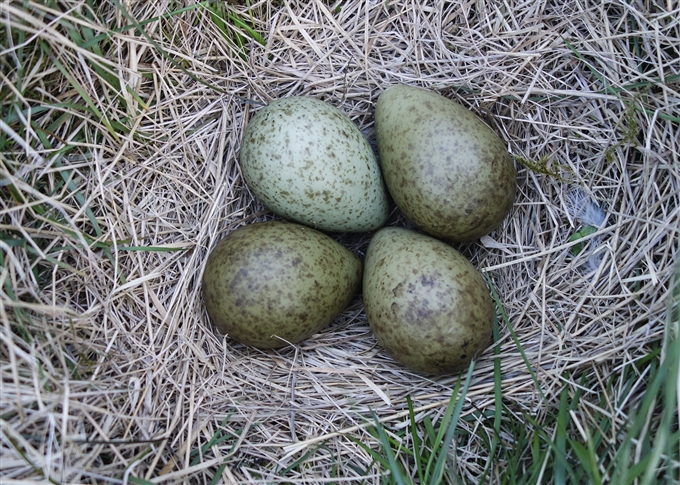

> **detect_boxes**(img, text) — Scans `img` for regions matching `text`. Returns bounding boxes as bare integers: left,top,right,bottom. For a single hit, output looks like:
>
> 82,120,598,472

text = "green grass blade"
606,356,666,482
423,416,436,450
522,412,580,484
350,433,395,481
189,416,235,466
423,377,462,481
554,382,570,485
128,476,155,485
406,395,425,483
227,12,265,45
486,274,547,403
205,3,230,41
430,360,475,484
639,253,680,484
208,461,228,485
478,302,503,484
370,409,410,485
568,436,603,485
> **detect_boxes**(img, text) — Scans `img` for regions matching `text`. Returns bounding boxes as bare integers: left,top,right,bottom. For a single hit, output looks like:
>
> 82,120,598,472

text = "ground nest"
1,1,679,484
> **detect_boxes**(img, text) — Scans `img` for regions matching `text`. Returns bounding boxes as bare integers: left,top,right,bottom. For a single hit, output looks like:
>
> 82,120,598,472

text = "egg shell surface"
363,227,494,375
202,221,362,348
239,96,389,233
375,84,516,241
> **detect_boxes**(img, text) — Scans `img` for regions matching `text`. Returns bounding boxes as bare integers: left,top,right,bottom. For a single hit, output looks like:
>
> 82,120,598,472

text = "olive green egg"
202,221,362,348
363,227,494,375
375,84,516,242
239,96,389,233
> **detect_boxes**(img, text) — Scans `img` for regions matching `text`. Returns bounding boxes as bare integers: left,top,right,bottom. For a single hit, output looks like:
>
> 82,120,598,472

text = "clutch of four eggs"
201,87,516,374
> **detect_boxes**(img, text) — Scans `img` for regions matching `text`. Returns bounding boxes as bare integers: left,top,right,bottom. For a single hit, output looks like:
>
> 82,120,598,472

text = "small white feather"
566,188,605,227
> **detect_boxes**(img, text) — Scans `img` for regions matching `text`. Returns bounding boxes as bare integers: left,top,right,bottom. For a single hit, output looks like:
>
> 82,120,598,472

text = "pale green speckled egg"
363,227,494,375
202,221,362,349
239,97,389,233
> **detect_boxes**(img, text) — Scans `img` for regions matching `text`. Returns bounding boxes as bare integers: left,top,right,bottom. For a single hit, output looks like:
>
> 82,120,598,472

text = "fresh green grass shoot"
353,359,476,484
568,225,598,256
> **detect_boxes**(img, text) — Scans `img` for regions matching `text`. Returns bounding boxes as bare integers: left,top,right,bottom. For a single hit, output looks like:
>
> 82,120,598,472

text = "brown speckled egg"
363,227,494,375
239,96,389,233
202,221,362,348
375,84,516,242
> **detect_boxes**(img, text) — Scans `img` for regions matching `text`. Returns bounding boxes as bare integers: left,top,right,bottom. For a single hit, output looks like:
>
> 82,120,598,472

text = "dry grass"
1,0,679,483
